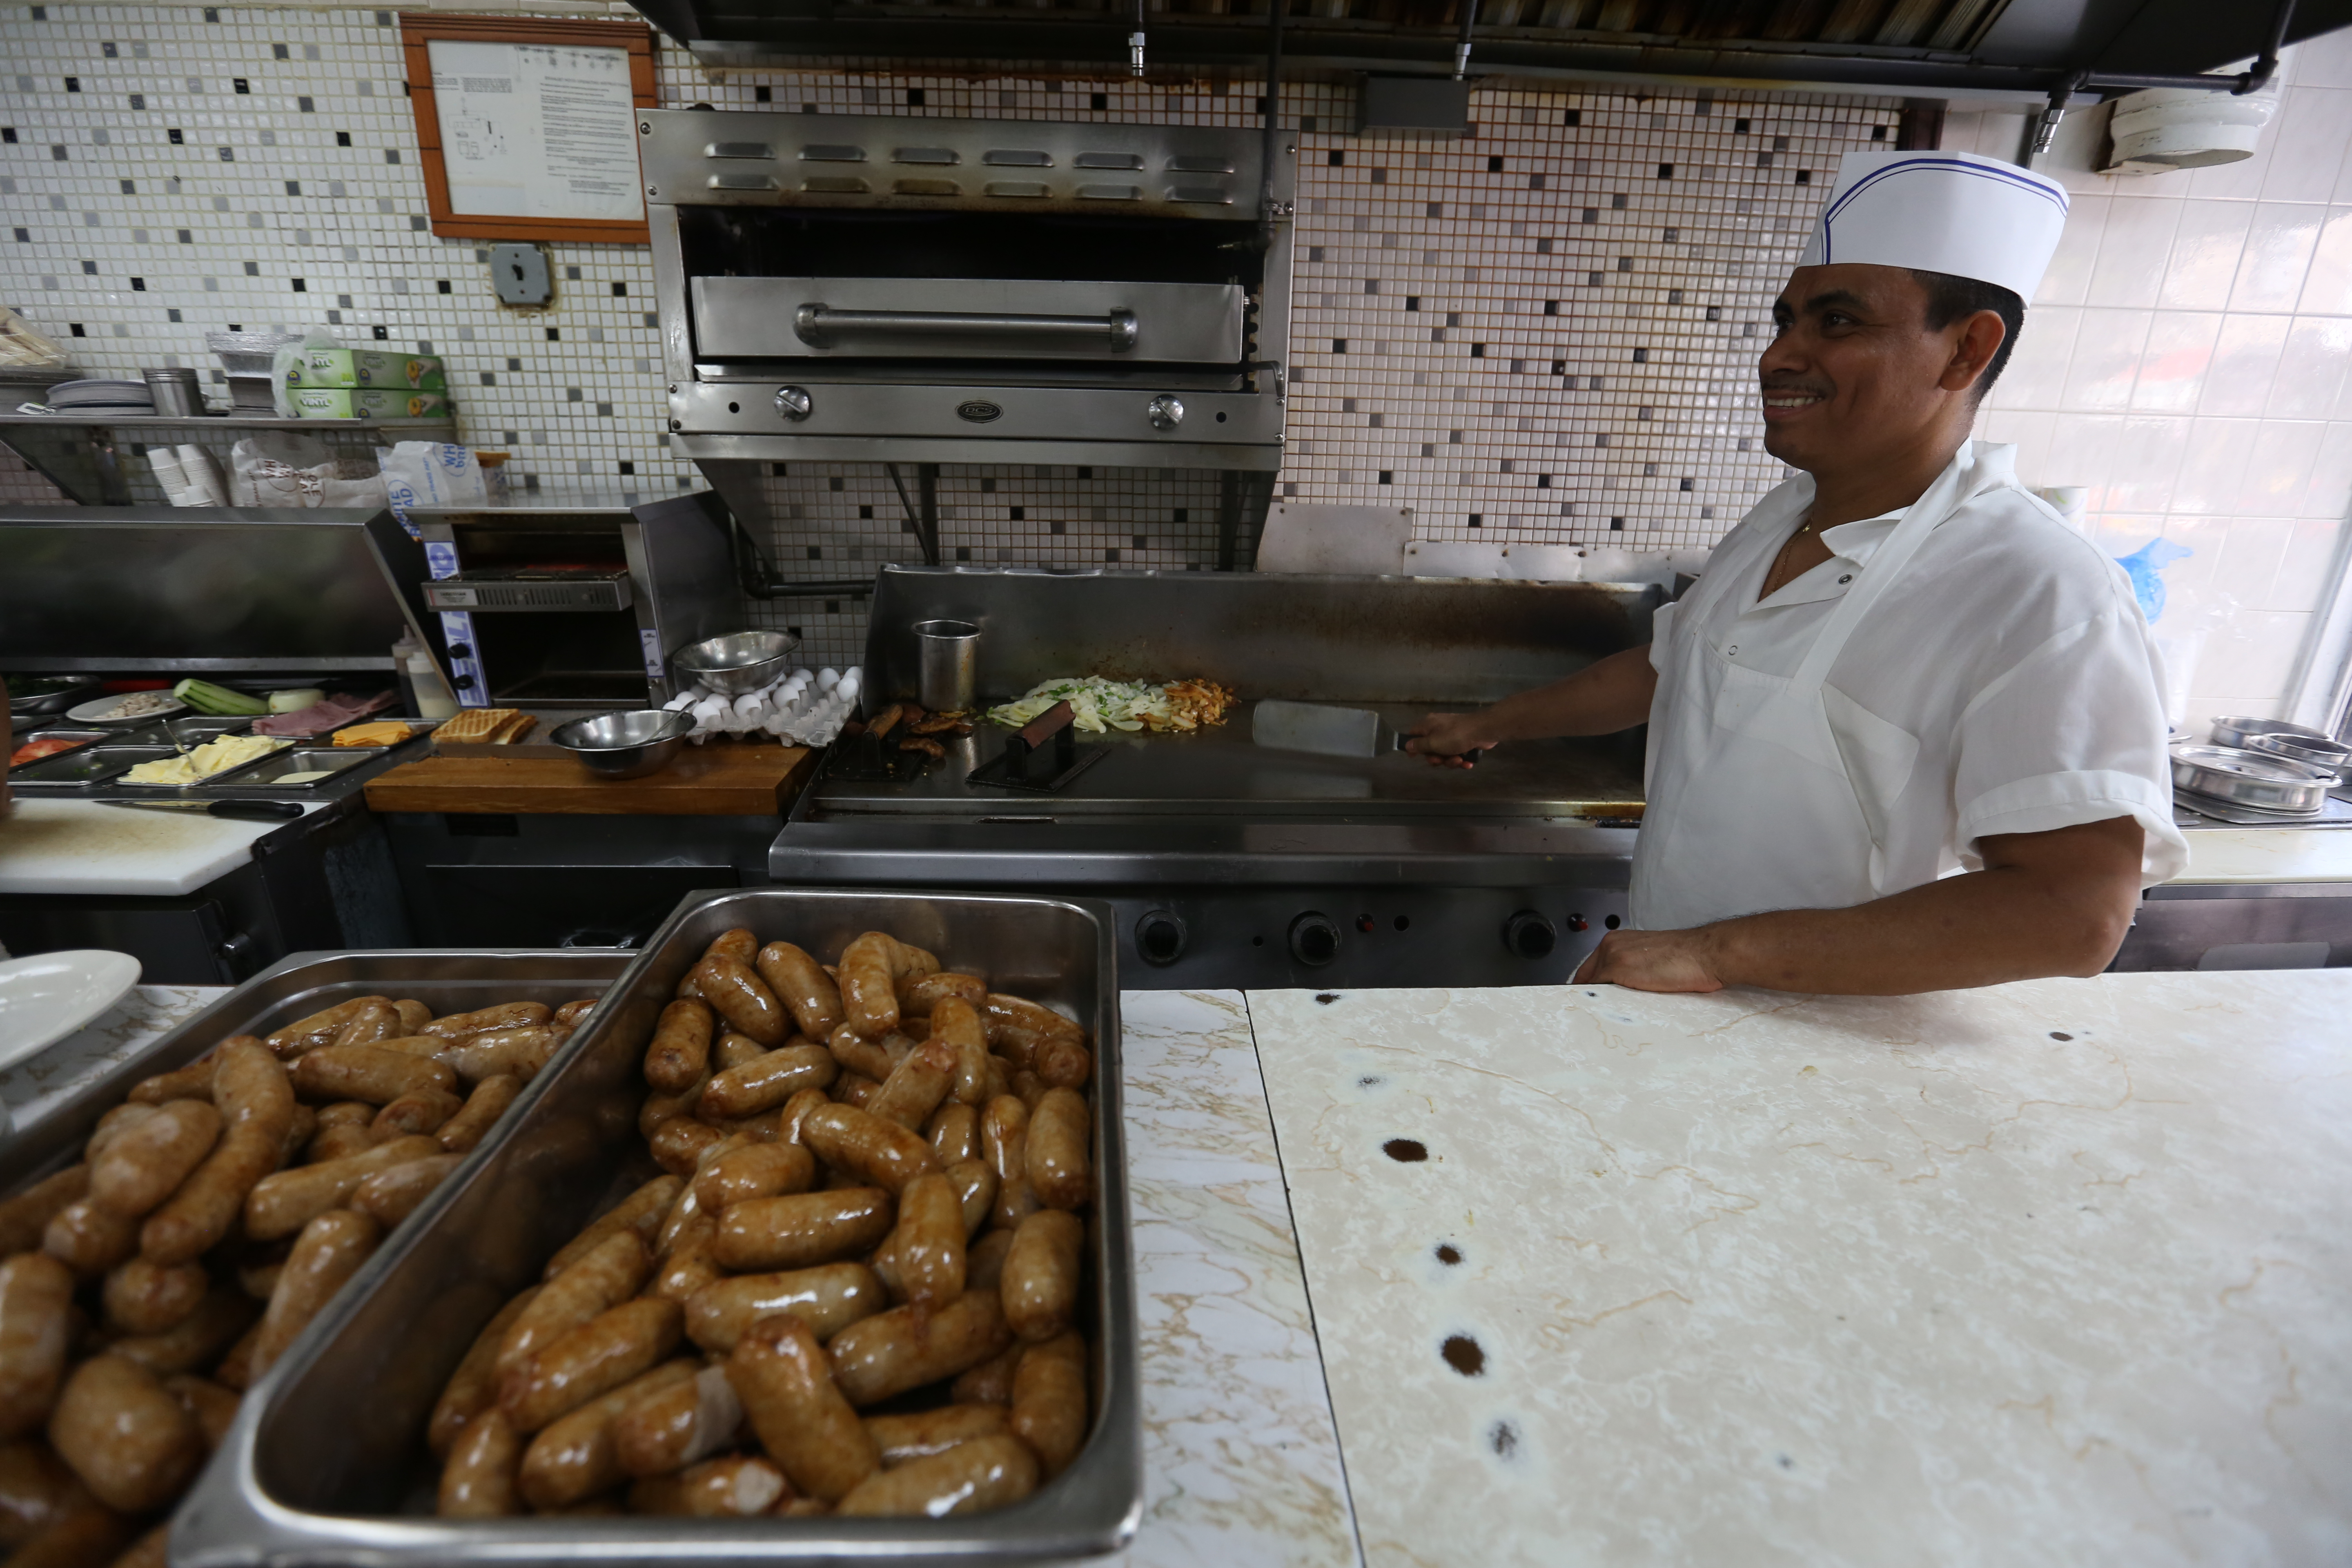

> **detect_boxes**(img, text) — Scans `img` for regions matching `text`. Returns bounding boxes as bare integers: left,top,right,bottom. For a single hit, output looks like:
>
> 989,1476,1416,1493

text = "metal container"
202,746,379,790
7,743,176,787
2170,744,2335,815
5,728,106,768
205,330,304,376
549,708,695,779
2209,715,2337,752
914,617,981,712
179,889,1136,1568
7,675,102,716
156,714,255,747
672,628,801,695
2242,730,2350,779
143,366,205,417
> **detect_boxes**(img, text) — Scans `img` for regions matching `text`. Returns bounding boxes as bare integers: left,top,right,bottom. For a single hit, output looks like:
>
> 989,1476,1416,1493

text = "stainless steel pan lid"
2209,714,2337,751
2170,744,2334,815
2241,730,2350,779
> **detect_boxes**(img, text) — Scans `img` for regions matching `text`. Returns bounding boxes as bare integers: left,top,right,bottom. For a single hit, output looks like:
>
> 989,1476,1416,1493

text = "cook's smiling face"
1758,263,1969,474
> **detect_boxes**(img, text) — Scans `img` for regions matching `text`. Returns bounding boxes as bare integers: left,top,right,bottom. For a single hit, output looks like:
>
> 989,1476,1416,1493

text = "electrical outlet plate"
489,243,552,307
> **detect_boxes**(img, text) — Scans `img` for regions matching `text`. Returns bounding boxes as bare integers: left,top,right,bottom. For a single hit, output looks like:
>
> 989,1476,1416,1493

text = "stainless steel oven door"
690,276,1245,363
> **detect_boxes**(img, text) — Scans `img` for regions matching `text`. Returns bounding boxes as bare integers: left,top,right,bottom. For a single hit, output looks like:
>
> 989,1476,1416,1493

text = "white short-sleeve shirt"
1638,460,2187,927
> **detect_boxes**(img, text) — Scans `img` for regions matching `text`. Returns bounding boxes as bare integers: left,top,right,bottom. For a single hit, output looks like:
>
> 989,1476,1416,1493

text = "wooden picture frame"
399,13,656,245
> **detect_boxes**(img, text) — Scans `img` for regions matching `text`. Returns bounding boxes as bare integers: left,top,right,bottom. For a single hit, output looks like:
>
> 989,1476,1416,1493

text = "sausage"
981,1095,1042,1232
713,1189,894,1273
216,1036,298,1135
1025,1088,1092,1212
834,1434,1037,1517
712,1031,767,1072
826,1290,1013,1407
926,1102,980,1166
681,1264,886,1353
898,971,987,1021
163,1375,240,1452
726,1313,877,1504
950,1342,1020,1407
105,1289,255,1379
978,993,1084,1069
755,941,843,1042
898,944,941,980
498,1298,682,1433
540,1177,680,1280
236,1255,284,1303
243,1134,441,1242
428,1287,539,1459
0,1168,91,1258
371,1085,463,1139
126,1042,234,1106
636,1080,707,1143
836,933,904,1041
436,1409,521,1517
890,1173,966,1310
641,1000,715,1094
1002,1209,1085,1343
420,1001,551,1041
801,1104,938,1195
691,957,791,1050
265,996,391,1058
352,1154,461,1227
0,1439,88,1548
280,1104,318,1166
699,928,759,968
328,1001,402,1051
45,1356,203,1513
612,1362,742,1477
435,1074,520,1154
650,1214,724,1305
1011,1069,1050,1111
834,1071,881,1110
291,1046,455,1107
693,1143,815,1210
84,1107,160,1165
435,1028,560,1086
866,1038,958,1133
697,1044,837,1121
140,1045,294,1266
98,1256,207,1337
778,1087,831,1150
513,1359,695,1512
500,1231,650,1380
8,1505,138,1568
40,1202,138,1280
392,1000,434,1034
552,997,600,1029
88,1101,221,1219
249,1207,381,1379
825,1023,895,1084
1010,1331,1088,1477
863,1403,1008,1467
306,1101,378,1164
944,1159,996,1239
627,1454,787,1517
0,1255,75,1442
1033,1038,1093,1090
648,1117,726,1177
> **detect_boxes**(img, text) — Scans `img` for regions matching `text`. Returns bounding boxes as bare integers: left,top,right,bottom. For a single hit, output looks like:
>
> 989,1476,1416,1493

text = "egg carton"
664,665,863,746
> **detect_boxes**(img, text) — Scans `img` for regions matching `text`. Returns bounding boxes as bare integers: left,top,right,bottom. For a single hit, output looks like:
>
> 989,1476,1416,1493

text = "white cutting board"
0,799,314,896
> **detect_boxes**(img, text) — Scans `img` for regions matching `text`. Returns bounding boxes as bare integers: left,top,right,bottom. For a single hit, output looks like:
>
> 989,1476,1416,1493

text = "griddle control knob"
1503,909,1557,960
775,385,813,421
1147,394,1185,431
1289,911,1341,968
1136,910,1187,967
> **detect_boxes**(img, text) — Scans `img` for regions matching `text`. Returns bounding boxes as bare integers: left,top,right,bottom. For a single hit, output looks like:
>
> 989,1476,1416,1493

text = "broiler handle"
795,304,1138,352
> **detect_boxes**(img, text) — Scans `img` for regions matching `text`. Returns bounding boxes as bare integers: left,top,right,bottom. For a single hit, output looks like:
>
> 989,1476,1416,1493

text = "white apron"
1630,441,2015,932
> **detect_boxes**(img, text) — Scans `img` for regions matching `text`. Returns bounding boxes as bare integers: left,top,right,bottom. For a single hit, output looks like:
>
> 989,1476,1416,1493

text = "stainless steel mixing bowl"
548,709,695,780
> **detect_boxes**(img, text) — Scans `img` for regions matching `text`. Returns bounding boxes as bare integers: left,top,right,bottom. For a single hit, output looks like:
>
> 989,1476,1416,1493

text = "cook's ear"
1942,309,2007,396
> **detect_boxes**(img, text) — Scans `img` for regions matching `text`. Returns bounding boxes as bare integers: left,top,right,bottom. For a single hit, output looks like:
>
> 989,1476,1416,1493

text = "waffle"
435,707,537,744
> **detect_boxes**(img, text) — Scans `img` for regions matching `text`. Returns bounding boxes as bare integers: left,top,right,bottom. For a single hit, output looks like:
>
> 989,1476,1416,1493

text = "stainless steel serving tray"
2170,744,2334,815
179,888,1138,1568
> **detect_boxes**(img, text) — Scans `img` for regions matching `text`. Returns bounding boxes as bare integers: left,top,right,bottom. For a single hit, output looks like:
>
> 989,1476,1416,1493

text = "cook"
1409,150,2187,996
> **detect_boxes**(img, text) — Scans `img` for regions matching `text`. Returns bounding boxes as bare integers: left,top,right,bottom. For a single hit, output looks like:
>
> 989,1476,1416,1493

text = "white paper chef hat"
1798,150,2070,301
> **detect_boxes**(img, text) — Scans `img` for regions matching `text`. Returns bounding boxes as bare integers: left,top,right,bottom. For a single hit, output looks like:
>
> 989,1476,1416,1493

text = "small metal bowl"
673,630,800,696
2209,715,2334,751
549,709,695,780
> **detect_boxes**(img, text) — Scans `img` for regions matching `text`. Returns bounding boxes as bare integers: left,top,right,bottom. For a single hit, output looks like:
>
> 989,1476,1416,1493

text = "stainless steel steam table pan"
177,887,1138,1568
0,948,631,1196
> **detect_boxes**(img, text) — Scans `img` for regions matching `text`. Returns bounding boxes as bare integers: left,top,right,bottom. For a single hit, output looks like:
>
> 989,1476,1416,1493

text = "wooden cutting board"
363,743,817,816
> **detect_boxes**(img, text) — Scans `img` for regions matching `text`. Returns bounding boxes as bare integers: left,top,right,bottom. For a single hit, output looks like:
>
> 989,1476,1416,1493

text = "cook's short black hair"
1910,268,2023,399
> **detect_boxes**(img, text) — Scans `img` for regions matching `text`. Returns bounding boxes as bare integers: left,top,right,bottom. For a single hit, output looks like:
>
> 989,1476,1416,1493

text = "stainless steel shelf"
0,413,456,429
0,413,455,505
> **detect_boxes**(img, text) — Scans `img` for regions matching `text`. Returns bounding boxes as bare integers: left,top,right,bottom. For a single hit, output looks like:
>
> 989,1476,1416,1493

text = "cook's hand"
1572,927,1725,993
1403,711,1494,769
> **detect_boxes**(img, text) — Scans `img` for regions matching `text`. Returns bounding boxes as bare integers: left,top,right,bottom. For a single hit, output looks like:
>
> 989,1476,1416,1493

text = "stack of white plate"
46,378,156,414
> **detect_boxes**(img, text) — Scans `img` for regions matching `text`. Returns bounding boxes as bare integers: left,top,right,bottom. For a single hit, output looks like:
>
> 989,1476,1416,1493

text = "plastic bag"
228,431,385,509
376,441,488,526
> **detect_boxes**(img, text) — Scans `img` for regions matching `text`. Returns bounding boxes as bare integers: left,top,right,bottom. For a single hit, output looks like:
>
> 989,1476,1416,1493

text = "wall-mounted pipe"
2033,0,2294,154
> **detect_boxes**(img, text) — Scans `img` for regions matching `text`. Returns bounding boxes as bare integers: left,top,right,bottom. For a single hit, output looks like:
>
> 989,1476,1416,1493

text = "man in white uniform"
1409,150,2187,994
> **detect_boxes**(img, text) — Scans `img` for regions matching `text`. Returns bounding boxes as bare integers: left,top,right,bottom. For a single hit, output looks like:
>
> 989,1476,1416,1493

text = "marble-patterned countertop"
1250,974,2352,1568
2176,825,2352,884
0,981,225,1129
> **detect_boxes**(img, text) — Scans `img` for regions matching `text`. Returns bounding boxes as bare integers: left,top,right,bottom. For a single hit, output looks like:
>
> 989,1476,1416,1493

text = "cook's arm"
1406,645,1657,764
1575,814,2146,994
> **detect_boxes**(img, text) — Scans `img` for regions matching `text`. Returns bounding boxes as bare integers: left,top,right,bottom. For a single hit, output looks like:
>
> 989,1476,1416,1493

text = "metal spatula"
1250,699,1406,759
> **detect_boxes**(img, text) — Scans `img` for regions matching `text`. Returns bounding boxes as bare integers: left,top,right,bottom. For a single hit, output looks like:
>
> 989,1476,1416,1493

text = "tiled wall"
2,2,2346,721
1950,33,2352,736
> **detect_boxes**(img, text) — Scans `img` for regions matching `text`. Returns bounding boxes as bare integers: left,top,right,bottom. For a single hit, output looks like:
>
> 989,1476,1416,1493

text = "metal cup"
143,367,205,417
913,619,980,713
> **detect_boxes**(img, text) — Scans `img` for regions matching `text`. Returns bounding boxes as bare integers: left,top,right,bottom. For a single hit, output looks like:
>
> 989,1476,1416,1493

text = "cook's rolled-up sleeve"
1951,607,2188,885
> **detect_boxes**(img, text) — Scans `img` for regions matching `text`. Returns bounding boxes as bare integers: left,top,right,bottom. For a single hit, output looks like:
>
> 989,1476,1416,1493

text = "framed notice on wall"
398,13,656,245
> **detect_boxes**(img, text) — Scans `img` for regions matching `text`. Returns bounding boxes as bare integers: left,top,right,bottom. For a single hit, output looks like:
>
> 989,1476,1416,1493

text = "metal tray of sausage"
0,949,633,1199
176,888,1138,1568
